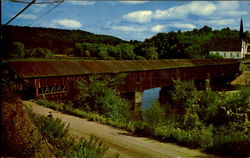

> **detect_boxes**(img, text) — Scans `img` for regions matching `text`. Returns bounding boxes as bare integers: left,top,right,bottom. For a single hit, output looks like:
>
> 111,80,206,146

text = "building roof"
6,59,239,78
209,38,242,52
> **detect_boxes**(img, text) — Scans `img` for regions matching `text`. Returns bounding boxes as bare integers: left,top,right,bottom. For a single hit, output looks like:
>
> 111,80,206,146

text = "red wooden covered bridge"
3,59,240,106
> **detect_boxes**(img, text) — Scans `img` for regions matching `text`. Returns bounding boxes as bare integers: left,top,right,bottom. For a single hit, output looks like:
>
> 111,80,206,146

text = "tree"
75,75,131,122
12,42,25,57
199,26,212,34
26,47,53,57
141,46,158,60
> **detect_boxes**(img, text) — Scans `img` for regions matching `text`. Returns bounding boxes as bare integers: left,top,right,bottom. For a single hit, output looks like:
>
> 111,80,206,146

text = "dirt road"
23,101,210,158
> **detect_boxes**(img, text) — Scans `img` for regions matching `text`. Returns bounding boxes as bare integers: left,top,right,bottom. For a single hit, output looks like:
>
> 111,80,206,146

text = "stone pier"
121,91,143,120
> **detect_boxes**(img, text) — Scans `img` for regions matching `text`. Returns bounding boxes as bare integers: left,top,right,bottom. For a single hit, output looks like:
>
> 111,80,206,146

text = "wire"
5,0,36,25
30,0,63,26
9,0,63,4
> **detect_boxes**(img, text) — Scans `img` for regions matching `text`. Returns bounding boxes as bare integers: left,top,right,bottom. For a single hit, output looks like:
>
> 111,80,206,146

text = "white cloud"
120,1,148,4
216,1,240,10
168,23,196,29
17,14,37,20
111,26,146,32
187,1,216,16
197,19,236,26
154,1,216,20
53,19,82,28
123,1,217,23
67,1,96,6
123,10,152,23
151,25,165,32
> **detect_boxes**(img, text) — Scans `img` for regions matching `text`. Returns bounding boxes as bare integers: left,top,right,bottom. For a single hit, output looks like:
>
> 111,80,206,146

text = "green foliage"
71,135,111,158
12,41,25,57
170,80,200,114
26,47,53,57
38,99,63,111
144,101,165,127
34,115,74,157
132,26,240,59
151,81,250,156
135,56,146,60
34,115,117,158
206,53,223,59
74,42,136,59
3,25,125,56
75,75,131,123
211,122,250,156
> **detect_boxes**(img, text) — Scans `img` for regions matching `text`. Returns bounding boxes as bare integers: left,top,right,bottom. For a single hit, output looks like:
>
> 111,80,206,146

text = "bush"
34,114,117,158
206,53,223,59
26,47,53,57
210,122,250,156
12,41,25,57
170,80,200,114
34,115,75,157
144,101,166,127
75,75,132,123
70,135,110,158
135,56,146,60
158,80,250,156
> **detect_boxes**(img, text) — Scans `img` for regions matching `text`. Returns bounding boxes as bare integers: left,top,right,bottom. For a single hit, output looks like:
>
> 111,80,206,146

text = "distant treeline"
2,25,249,59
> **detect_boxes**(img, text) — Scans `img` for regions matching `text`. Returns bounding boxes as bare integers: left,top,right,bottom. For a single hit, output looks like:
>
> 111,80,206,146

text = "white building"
209,38,250,59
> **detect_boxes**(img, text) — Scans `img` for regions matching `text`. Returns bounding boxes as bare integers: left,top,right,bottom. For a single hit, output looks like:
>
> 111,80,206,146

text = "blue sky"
3,0,250,41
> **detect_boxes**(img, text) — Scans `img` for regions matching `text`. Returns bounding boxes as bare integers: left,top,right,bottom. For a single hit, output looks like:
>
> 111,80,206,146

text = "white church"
209,19,250,59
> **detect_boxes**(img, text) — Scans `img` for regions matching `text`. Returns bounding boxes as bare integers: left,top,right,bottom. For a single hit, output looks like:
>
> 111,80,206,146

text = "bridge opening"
141,87,161,110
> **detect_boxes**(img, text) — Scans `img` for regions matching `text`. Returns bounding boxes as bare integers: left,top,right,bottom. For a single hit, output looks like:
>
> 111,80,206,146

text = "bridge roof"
6,59,239,78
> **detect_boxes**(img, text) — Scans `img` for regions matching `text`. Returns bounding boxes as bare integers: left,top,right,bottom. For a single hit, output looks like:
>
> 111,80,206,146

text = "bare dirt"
23,100,212,158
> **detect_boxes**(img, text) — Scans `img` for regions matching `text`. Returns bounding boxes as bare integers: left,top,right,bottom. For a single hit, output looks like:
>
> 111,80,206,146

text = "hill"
2,25,127,56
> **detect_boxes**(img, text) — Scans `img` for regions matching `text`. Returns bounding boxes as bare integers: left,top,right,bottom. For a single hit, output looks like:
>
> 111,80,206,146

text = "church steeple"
240,18,244,39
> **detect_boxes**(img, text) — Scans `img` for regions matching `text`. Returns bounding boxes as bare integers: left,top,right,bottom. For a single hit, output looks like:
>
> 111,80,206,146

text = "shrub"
144,101,166,127
71,135,109,158
34,115,75,157
210,122,250,156
170,80,200,114
75,75,132,123
34,114,117,158
12,41,25,57
135,56,146,60
206,53,223,59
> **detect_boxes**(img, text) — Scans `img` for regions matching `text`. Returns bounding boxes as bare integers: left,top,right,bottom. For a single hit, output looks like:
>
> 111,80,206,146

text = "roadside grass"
31,111,119,158
37,99,136,133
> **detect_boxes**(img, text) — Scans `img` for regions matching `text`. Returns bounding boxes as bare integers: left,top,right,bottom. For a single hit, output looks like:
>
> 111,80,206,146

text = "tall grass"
33,114,119,158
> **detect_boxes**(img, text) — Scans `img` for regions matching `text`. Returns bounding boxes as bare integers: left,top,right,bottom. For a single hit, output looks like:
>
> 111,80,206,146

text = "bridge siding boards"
4,59,240,101
119,63,239,92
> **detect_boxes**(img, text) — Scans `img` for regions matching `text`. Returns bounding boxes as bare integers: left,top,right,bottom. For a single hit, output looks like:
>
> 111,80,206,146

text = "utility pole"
0,0,3,156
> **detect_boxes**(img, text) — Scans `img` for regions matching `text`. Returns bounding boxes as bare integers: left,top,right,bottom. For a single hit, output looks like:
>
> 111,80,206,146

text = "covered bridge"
3,59,240,105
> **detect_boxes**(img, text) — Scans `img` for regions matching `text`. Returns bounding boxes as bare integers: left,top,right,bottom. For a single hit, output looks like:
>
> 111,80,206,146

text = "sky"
3,0,250,41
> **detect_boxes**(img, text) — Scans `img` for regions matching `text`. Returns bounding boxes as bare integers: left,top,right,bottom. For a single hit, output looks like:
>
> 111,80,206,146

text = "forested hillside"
2,25,249,59
133,26,244,59
2,25,126,57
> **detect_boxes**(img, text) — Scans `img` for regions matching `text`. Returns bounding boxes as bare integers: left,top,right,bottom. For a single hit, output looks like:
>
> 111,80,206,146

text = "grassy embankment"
2,89,119,158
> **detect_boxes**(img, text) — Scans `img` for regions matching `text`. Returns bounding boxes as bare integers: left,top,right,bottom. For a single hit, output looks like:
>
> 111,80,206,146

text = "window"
230,53,233,57
237,53,239,57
